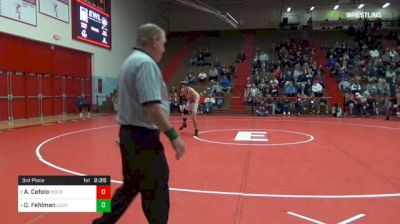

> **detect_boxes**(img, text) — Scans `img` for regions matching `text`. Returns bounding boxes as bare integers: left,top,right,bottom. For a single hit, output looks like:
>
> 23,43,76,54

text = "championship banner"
39,0,69,23
0,0,37,26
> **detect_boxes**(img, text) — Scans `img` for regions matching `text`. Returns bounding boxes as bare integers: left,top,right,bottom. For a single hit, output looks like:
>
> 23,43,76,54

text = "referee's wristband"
164,127,179,141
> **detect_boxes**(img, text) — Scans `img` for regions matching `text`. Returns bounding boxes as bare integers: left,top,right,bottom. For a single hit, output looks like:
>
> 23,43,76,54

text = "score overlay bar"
18,176,111,212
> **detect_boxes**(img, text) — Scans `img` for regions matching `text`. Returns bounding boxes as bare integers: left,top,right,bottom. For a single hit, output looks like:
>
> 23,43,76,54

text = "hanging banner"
39,0,69,23
0,0,37,26
313,20,364,30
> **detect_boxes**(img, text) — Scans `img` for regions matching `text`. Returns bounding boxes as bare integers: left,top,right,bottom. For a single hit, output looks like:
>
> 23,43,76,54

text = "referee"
93,23,185,224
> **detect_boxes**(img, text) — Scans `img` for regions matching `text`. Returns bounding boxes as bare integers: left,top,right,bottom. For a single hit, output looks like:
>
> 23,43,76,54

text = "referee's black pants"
93,125,170,224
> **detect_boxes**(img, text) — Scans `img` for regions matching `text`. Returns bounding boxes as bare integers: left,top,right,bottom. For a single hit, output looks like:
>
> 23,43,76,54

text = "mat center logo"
234,131,268,142
195,129,314,146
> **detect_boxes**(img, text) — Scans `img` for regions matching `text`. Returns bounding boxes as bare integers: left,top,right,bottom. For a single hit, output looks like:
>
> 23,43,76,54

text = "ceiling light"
382,2,390,8
334,5,339,10
357,4,364,9
310,6,315,11
287,7,291,12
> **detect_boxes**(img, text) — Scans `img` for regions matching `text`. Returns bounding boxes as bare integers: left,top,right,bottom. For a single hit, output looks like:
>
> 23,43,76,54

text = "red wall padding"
25,73,39,118
65,76,76,113
52,76,63,115
0,99,7,120
11,72,26,119
0,73,7,120
42,75,53,116
84,78,92,104
24,41,53,74
0,73,7,97
1,35,25,71
0,33,92,120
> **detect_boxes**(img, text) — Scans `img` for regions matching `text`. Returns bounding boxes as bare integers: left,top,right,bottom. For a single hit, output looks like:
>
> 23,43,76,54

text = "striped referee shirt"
116,48,169,130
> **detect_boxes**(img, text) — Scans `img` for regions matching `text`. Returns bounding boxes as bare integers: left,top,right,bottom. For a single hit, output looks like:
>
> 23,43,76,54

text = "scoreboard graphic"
18,176,111,212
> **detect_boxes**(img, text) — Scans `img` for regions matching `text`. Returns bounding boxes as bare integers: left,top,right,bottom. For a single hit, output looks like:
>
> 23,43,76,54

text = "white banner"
39,0,69,23
313,20,364,30
0,0,37,26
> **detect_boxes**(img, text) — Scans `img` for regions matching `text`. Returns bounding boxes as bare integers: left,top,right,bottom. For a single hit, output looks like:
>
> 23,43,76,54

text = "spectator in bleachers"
204,94,215,114
273,65,282,81
196,51,205,66
237,50,246,63
189,54,197,66
350,80,362,94
204,46,211,57
215,91,225,110
377,78,390,96
385,65,396,81
169,86,179,112
220,75,231,95
259,51,269,63
312,80,324,97
369,48,380,58
366,79,378,97
185,70,196,84
228,64,236,75
354,92,368,115
332,103,342,118
269,82,279,97
255,101,268,116
245,76,252,89
285,81,297,97
338,77,351,93
295,93,304,115
198,70,207,84
327,55,336,69
198,92,205,114
346,93,357,115
213,57,221,69
209,66,219,81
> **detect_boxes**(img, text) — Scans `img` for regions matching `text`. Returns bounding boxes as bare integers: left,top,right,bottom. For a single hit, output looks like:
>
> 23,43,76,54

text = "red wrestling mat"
1,115,400,223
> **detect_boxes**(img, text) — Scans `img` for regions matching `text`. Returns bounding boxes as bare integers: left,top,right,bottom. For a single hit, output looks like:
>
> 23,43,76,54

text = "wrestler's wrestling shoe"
179,123,187,130
194,129,199,137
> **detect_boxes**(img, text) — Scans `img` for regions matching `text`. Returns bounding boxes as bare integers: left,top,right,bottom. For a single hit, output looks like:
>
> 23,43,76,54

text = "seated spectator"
211,81,223,96
204,46,211,57
259,51,269,63
185,70,196,84
354,92,368,115
312,81,324,97
169,86,179,112
228,64,236,75
327,55,336,69
213,57,221,69
338,78,351,93
189,55,197,66
385,91,400,120
198,70,207,84
285,81,297,97
350,80,362,95
76,95,91,118
198,92,205,113
295,93,304,115
256,101,268,116
215,91,225,109
220,75,231,95
370,49,380,58
197,51,205,66
245,76,252,89
237,50,246,63
204,94,216,113
332,103,342,118
209,66,219,81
